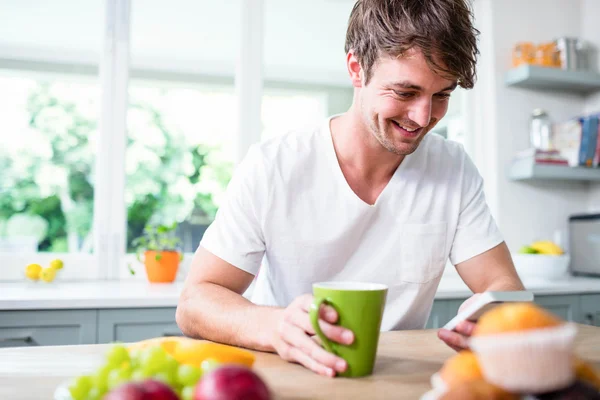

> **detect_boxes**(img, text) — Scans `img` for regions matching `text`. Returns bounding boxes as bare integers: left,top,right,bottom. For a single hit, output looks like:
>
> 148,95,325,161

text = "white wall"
582,0,600,212
475,0,595,252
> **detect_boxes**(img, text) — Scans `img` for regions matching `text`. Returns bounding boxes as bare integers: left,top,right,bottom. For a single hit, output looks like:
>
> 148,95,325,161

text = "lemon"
25,263,42,280
40,267,57,283
49,259,64,270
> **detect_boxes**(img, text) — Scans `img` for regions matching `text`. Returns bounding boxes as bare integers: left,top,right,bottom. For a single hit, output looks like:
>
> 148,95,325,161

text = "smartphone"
442,291,534,331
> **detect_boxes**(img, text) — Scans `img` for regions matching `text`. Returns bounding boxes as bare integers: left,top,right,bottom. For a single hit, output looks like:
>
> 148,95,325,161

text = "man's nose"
408,99,432,127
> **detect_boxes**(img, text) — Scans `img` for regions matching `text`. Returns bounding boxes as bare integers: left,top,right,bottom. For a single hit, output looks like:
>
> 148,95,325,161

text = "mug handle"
309,297,335,354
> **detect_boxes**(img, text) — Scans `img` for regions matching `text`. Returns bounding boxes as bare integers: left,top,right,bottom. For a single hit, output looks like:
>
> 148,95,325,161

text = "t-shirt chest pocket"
397,222,448,283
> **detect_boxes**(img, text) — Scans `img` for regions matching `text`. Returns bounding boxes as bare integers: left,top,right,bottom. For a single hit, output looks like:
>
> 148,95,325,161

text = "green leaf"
155,253,162,261
127,263,136,275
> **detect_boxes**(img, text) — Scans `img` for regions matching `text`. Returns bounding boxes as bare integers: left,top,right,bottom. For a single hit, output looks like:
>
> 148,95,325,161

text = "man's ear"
346,51,363,88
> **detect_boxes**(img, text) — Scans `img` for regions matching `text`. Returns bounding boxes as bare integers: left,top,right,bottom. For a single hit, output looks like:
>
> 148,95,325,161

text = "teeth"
393,121,418,132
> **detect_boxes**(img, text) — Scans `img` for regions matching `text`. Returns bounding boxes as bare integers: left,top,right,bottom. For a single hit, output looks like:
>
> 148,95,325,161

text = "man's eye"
436,93,452,99
394,91,414,99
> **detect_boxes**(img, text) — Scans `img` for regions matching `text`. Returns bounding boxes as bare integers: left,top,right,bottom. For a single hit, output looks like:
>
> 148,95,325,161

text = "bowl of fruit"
54,337,272,400
513,240,570,280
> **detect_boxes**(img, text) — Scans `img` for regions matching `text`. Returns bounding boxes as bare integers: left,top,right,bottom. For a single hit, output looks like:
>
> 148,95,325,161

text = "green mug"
309,282,388,378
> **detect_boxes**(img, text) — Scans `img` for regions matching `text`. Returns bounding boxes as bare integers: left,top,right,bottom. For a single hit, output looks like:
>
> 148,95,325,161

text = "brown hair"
344,0,480,89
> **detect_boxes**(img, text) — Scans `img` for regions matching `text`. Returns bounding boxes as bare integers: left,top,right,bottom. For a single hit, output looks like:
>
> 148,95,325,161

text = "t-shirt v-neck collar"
321,115,411,208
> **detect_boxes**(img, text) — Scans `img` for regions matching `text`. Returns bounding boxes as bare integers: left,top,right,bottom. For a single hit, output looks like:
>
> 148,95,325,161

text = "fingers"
294,294,353,345
455,320,476,336
287,310,354,345
298,294,338,323
280,323,347,375
437,328,470,351
285,345,336,377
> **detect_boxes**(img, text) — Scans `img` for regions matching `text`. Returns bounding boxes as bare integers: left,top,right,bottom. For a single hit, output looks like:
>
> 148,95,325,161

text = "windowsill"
2,274,600,311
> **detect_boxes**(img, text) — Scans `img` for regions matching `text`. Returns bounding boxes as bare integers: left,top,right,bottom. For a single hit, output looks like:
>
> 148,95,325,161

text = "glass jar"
530,109,553,150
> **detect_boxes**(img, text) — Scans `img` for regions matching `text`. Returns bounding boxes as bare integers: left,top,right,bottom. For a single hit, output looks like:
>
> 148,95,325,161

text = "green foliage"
0,80,233,257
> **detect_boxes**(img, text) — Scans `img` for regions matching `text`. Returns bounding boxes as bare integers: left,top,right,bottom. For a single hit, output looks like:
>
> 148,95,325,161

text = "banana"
530,241,564,255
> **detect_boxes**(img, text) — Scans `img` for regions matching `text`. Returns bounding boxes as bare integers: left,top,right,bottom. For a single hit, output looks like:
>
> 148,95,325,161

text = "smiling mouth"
391,120,422,138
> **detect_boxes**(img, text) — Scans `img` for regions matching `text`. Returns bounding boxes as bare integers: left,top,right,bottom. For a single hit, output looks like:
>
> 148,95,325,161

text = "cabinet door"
0,310,97,348
98,308,182,343
426,301,449,329
534,295,580,322
580,294,600,326
446,299,467,322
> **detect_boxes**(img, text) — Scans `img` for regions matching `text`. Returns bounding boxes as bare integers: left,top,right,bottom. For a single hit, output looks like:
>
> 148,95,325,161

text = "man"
177,0,524,377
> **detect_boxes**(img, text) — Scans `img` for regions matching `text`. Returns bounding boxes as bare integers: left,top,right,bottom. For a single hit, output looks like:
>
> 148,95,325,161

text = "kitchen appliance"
554,37,589,71
569,213,600,277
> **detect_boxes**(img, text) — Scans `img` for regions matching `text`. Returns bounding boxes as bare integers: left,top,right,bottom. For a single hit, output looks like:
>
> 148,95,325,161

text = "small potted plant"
130,222,183,283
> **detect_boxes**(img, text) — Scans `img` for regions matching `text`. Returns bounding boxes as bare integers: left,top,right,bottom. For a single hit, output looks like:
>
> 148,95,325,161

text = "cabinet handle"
162,332,184,337
585,313,595,325
0,336,38,346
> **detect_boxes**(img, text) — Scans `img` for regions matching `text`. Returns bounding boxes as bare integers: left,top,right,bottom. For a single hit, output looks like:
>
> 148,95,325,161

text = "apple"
104,379,178,400
194,365,271,400
142,379,179,400
103,382,146,400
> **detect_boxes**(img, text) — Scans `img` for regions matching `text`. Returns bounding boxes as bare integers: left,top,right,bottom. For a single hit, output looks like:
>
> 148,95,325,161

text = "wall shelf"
504,65,600,95
508,158,600,182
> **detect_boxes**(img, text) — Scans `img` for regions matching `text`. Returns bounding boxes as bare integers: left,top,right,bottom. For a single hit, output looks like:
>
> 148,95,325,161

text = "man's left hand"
437,320,476,351
437,293,480,351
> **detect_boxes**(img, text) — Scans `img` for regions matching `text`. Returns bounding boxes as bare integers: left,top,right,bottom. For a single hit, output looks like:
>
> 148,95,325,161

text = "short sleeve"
199,145,267,275
449,150,504,265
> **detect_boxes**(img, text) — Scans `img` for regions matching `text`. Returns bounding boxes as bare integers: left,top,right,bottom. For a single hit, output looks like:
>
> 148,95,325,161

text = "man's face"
357,48,457,156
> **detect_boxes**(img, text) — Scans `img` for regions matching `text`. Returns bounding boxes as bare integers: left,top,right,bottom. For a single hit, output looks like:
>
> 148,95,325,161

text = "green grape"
67,375,92,400
140,346,168,375
86,387,104,400
93,364,113,392
131,368,150,381
181,385,195,400
107,364,132,390
162,355,179,372
129,349,142,369
154,370,177,387
177,364,202,386
200,358,221,374
106,344,130,367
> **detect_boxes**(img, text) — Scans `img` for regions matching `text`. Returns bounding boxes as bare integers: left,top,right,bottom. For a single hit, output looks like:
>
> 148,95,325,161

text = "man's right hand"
270,294,354,377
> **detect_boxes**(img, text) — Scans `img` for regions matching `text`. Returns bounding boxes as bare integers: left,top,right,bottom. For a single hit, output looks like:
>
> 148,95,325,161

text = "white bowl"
512,254,570,280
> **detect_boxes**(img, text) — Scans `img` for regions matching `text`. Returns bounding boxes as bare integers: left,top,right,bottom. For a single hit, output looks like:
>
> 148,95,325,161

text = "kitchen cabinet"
0,310,97,347
534,295,581,321
97,308,181,343
425,301,449,329
580,294,600,326
425,295,586,328
425,299,466,329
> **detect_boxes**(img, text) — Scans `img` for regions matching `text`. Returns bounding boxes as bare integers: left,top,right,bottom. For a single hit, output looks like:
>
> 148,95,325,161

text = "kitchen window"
0,0,335,281
0,0,468,281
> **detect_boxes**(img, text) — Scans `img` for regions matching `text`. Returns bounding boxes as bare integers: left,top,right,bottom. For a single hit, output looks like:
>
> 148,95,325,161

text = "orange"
574,357,600,391
440,350,483,387
127,336,255,368
473,303,561,336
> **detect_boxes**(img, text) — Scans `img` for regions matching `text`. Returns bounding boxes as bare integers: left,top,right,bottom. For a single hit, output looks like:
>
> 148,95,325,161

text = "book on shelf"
552,113,600,168
513,148,569,165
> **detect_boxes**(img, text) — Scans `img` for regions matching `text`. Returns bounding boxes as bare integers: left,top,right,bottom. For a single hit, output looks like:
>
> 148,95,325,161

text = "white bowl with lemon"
513,241,570,280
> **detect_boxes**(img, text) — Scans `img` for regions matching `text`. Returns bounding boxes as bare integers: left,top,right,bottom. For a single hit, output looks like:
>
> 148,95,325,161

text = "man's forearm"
482,274,525,292
176,282,282,352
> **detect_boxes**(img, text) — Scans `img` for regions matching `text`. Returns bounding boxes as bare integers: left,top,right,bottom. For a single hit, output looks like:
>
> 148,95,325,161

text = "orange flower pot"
144,250,180,283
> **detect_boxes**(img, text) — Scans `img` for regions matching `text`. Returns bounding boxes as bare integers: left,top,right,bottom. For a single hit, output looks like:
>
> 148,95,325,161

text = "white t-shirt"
200,116,503,331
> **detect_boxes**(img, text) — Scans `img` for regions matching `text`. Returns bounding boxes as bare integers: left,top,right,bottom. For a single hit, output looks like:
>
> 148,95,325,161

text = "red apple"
194,365,271,400
141,379,179,400
103,382,146,400
104,379,178,400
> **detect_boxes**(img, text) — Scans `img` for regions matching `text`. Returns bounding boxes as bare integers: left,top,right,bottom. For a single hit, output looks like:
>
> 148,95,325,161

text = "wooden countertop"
1,326,599,400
